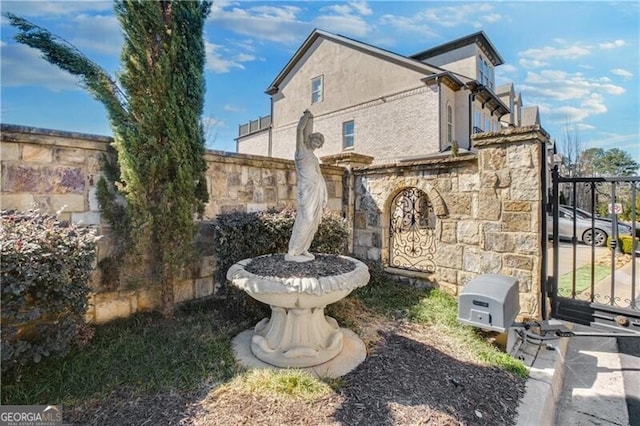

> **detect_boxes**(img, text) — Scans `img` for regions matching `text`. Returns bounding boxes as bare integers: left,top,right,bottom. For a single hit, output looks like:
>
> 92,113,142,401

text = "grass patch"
216,369,333,401
352,276,528,378
2,267,527,410
558,264,610,296
1,301,249,406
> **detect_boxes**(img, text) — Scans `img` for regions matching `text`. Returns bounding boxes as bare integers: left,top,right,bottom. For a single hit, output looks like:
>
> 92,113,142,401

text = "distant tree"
579,147,639,177
559,118,583,177
6,0,212,318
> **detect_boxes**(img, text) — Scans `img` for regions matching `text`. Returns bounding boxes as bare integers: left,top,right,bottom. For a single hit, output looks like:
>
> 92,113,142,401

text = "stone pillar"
472,125,550,319
321,153,374,254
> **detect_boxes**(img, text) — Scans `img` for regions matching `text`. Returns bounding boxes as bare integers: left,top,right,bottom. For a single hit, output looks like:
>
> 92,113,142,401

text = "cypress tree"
6,1,212,318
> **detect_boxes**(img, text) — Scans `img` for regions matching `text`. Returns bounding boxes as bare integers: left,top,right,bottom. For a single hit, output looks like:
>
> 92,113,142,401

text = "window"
447,104,453,143
311,75,323,104
477,56,494,90
342,120,354,149
484,116,491,133
473,108,481,133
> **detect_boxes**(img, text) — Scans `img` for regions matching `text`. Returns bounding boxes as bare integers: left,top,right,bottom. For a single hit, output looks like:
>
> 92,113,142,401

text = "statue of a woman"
285,110,328,262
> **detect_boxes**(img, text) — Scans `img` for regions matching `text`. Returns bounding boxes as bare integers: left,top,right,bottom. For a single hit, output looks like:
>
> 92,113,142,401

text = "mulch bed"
67,317,526,426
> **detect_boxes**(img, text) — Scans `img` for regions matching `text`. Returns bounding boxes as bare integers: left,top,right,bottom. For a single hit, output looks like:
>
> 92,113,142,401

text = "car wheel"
583,228,607,247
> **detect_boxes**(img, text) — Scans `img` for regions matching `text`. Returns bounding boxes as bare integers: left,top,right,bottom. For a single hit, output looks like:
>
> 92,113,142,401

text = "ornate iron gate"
389,188,436,273
548,170,640,333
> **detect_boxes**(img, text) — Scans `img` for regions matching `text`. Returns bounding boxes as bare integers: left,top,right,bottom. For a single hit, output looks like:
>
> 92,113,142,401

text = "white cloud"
379,14,438,38
521,70,626,125
67,14,122,56
205,42,244,73
421,3,497,28
599,40,625,49
1,1,112,18
519,44,591,68
0,43,81,91
349,1,373,16
223,104,244,112
235,53,256,63
611,68,633,79
208,2,308,44
315,1,374,38
314,14,370,37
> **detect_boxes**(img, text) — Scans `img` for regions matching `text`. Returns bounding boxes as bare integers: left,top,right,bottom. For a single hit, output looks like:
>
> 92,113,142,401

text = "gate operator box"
458,274,519,333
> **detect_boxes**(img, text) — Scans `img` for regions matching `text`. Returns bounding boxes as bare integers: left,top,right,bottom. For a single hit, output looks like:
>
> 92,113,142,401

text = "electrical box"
458,274,519,333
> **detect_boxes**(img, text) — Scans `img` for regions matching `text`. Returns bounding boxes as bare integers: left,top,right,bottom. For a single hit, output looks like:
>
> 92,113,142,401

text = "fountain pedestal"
227,254,369,374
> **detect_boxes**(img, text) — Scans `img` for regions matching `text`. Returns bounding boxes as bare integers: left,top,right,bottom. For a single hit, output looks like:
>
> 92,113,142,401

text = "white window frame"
311,75,323,104
342,120,354,149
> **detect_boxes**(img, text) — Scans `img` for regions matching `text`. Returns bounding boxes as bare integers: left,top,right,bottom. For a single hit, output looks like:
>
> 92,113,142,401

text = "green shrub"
606,235,639,254
213,208,349,283
1,210,98,374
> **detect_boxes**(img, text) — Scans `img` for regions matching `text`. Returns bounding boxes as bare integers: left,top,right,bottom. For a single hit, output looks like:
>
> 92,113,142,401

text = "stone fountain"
227,110,370,377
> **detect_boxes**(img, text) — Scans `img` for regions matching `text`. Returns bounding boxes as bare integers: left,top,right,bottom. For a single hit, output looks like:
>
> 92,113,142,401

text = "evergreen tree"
6,0,212,318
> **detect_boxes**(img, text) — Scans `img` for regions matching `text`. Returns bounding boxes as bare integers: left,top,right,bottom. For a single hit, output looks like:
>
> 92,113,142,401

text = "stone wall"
1,124,549,322
347,126,549,319
1,124,344,323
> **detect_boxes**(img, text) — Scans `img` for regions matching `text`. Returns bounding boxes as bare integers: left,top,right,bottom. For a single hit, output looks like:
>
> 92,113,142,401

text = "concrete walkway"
515,246,639,426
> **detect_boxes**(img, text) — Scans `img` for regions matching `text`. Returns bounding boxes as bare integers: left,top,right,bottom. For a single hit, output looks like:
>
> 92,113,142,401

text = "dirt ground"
68,316,526,426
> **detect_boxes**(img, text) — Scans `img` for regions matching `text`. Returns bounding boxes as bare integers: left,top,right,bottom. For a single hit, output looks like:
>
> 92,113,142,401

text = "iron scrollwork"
389,188,436,273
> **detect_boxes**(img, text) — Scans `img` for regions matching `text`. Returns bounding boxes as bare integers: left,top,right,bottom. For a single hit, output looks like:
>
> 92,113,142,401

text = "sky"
1,0,639,164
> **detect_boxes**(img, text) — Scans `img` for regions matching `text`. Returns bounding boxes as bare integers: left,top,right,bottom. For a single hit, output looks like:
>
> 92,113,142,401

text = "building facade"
237,29,540,164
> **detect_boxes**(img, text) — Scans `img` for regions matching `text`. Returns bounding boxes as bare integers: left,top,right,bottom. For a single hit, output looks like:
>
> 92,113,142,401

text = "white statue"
285,110,328,262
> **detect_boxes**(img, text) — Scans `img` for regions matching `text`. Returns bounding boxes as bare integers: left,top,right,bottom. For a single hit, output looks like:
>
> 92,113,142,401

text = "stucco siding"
270,85,440,164
420,45,477,79
236,129,269,157
272,37,431,129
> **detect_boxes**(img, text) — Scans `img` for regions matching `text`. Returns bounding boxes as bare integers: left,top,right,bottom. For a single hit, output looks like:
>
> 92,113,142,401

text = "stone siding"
348,126,549,320
1,124,343,323
1,124,549,323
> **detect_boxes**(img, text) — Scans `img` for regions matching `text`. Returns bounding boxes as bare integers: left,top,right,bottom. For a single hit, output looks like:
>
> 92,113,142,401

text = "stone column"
472,125,550,320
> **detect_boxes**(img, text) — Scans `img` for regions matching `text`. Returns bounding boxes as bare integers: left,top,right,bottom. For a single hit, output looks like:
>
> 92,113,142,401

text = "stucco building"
236,29,541,164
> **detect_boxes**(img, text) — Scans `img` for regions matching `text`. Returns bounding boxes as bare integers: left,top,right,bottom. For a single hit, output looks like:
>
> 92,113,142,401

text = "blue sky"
1,1,638,163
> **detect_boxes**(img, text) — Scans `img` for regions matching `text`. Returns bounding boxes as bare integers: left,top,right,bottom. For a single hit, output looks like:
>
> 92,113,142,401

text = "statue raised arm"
285,110,328,262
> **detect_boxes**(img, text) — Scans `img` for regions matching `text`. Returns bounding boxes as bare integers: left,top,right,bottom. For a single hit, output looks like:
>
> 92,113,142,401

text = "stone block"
458,173,479,192
174,279,194,303
503,201,531,212
484,232,515,253
480,147,506,170
201,256,216,277
503,253,534,270
434,243,463,269
440,221,457,243
22,144,53,163
88,187,100,211
354,211,367,229
463,247,502,274
480,171,499,188
0,193,35,211
510,167,539,201
327,198,342,213
71,211,102,225
507,144,533,168
94,292,132,323
502,211,531,232
4,165,85,194
366,247,381,261
457,221,479,244
495,169,511,188
247,202,267,213
55,147,86,164
1,142,20,161
195,277,214,298
52,194,85,213
446,193,472,216
137,288,162,311
437,267,458,285
514,233,539,255
477,188,500,221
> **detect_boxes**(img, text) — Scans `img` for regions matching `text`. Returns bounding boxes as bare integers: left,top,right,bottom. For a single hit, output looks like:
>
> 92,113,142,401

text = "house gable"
270,30,442,128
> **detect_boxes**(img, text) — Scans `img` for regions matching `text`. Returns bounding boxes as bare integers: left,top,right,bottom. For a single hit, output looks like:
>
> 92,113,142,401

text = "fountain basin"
227,254,369,369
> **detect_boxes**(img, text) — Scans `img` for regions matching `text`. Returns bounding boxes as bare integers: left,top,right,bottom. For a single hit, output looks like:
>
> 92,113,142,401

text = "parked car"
548,206,633,246
560,204,639,237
